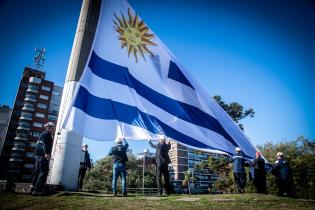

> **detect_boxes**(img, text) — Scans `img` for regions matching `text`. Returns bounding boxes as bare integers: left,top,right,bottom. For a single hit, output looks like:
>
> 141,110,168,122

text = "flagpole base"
48,129,83,190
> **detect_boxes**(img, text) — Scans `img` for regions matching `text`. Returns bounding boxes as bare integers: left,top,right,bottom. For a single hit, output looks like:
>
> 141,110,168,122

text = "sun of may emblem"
113,8,157,62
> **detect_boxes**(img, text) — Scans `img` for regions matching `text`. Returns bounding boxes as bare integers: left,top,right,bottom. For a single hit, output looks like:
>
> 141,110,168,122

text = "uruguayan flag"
63,0,258,158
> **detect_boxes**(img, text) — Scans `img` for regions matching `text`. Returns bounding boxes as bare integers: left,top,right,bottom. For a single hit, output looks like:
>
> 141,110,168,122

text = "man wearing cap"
272,152,294,196
108,137,129,196
78,144,91,189
251,152,267,193
31,122,55,195
229,147,248,193
149,135,172,195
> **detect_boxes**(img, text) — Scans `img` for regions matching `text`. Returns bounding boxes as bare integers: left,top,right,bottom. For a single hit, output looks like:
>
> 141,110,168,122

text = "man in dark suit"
31,122,55,195
78,143,91,189
149,135,172,195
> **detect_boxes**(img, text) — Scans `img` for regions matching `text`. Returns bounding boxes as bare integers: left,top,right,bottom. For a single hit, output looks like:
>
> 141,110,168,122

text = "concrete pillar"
48,0,101,190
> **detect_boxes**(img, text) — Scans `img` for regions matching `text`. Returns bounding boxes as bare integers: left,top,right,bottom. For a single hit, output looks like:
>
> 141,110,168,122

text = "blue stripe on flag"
73,86,225,152
88,51,237,147
168,61,194,89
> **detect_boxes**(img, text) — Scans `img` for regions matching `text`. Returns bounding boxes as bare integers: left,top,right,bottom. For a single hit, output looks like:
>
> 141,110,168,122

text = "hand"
44,154,51,160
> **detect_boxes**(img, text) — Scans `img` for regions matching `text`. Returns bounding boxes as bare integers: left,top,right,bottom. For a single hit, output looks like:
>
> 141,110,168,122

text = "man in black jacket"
272,152,294,196
252,152,267,193
108,137,129,196
31,122,55,195
229,147,248,193
149,135,172,195
78,144,91,189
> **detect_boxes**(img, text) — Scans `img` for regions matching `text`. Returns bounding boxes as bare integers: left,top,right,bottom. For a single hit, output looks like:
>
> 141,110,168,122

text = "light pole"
143,149,148,195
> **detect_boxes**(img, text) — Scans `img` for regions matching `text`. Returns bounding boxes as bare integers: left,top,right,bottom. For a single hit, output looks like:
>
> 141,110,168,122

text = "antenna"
33,47,46,71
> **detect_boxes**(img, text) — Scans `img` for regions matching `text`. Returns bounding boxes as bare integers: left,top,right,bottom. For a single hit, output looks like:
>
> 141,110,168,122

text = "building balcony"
20,112,33,121
13,142,26,147
10,152,24,158
29,77,41,84
14,134,28,141
9,158,23,162
26,87,39,94
22,104,34,112
24,95,37,102
12,147,26,152
17,123,31,131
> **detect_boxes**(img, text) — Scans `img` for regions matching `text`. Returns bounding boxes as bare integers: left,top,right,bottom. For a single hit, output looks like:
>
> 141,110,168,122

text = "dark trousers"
156,163,171,195
32,156,49,192
276,177,294,196
234,172,247,193
253,171,267,193
78,166,87,189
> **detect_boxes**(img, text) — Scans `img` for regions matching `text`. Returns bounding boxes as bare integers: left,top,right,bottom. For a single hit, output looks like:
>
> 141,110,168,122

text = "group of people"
30,122,293,197
30,122,93,195
30,122,172,196
108,135,172,196
229,147,294,196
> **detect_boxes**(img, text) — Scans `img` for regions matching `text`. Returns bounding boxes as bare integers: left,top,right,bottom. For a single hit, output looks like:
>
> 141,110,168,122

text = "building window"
24,163,34,169
35,113,45,118
37,103,47,109
15,100,24,106
52,91,61,96
20,82,28,88
33,122,43,128
22,175,33,180
29,143,37,148
48,115,57,121
13,110,21,115
39,94,49,100
32,132,41,137
26,152,35,158
41,86,51,91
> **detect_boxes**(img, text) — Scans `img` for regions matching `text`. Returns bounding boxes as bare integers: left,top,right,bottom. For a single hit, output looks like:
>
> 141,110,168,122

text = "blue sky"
0,0,314,161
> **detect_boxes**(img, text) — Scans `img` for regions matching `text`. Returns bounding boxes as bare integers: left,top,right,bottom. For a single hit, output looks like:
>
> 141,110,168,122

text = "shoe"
113,192,117,196
32,191,45,196
30,185,34,194
32,191,39,196
122,192,127,197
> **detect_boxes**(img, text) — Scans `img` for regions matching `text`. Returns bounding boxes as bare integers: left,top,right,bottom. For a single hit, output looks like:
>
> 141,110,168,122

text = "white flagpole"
48,0,101,190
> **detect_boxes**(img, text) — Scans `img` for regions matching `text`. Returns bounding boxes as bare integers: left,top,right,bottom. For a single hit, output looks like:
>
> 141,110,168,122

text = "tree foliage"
213,95,255,130
198,156,235,193
83,154,157,191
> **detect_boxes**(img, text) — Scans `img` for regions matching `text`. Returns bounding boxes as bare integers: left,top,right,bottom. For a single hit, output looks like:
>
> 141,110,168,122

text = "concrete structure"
0,67,63,182
169,142,219,193
48,0,101,190
0,105,12,154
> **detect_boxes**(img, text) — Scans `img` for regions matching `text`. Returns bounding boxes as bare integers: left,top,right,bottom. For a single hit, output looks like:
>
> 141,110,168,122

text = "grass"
0,192,314,210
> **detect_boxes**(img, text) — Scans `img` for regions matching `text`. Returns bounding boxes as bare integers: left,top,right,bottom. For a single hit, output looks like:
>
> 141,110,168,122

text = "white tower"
48,0,101,190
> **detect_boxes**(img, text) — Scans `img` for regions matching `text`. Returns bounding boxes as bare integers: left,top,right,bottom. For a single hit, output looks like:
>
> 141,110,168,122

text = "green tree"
258,137,315,199
198,156,235,193
213,95,255,130
182,170,196,194
83,154,157,191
